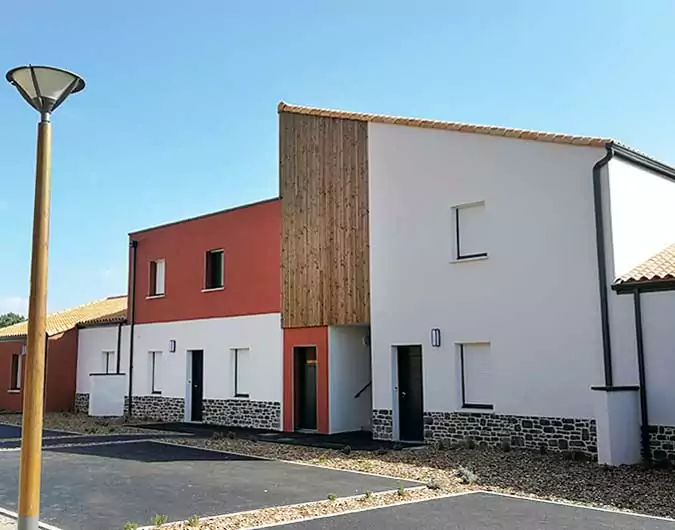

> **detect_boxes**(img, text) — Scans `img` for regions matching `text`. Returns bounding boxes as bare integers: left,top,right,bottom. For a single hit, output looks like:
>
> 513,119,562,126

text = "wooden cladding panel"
280,112,369,328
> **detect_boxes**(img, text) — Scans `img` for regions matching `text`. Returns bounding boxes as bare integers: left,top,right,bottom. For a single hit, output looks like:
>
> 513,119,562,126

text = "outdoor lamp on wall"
169,340,176,353
431,328,442,348
6,64,85,530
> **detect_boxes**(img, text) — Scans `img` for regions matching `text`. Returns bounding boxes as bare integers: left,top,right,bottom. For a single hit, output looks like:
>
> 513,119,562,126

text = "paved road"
275,492,675,530
0,440,417,530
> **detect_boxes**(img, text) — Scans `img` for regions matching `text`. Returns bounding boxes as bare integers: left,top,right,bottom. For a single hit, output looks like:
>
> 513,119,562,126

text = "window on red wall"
10,354,21,390
204,250,224,289
149,259,166,296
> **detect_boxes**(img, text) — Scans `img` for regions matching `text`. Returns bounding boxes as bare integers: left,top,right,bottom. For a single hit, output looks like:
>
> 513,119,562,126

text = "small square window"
149,351,162,394
453,202,487,260
149,259,166,296
459,343,493,410
233,348,250,398
205,250,225,289
9,353,21,390
103,351,116,374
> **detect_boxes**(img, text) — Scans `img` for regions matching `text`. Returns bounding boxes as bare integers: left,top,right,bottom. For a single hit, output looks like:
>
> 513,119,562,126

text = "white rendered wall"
129,313,283,407
640,291,675,426
328,325,372,433
368,122,606,421
76,325,129,394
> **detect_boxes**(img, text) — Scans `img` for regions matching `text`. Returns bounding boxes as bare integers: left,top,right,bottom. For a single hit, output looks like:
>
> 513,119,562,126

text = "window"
149,259,166,296
149,351,162,394
9,354,21,390
453,202,487,260
103,351,116,374
205,250,225,289
233,348,251,398
459,343,493,409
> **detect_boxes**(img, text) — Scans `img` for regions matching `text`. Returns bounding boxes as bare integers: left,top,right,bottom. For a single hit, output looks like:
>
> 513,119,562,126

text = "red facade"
129,198,281,324
0,329,78,413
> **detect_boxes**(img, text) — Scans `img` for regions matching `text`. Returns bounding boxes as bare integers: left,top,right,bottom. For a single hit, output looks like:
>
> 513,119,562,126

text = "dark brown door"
191,350,204,422
294,346,317,430
398,345,424,441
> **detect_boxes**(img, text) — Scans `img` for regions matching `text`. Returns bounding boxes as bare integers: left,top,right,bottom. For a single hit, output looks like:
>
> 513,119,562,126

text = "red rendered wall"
0,329,78,413
283,326,329,434
129,198,281,324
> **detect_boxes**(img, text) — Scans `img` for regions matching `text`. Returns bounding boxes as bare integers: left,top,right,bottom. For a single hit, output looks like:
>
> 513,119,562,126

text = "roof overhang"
612,278,675,294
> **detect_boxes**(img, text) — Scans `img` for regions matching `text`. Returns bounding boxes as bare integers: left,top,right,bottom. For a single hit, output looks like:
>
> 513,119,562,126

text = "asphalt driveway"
275,492,675,530
0,423,73,440
0,440,417,530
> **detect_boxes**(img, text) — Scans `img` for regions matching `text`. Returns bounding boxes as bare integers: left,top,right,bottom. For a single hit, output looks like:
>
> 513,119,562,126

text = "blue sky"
1,0,675,313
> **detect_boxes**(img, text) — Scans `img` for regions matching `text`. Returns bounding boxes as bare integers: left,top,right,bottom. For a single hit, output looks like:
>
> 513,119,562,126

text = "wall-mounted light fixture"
169,340,176,353
430,328,442,348
21,345,27,356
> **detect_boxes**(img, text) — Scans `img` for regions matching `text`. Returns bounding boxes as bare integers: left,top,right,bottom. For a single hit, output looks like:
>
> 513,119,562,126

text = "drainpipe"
127,239,138,420
115,321,123,374
632,288,651,461
592,145,615,387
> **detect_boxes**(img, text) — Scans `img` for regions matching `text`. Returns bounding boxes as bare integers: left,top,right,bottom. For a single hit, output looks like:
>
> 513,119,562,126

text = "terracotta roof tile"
278,102,612,148
616,244,675,285
0,296,127,339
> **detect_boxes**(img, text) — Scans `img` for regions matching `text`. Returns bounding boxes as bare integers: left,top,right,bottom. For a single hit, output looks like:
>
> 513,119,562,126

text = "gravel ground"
0,413,154,435
4,414,675,529
0,514,15,530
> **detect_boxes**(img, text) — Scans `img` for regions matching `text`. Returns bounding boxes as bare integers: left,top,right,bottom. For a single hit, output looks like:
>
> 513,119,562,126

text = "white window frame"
149,351,162,394
453,201,488,260
149,259,166,297
103,351,116,374
233,347,250,398
9,353,21,390
457,342,493,410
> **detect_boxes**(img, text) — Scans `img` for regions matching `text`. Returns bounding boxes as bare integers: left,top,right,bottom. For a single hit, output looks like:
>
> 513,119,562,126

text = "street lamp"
6,65,85,530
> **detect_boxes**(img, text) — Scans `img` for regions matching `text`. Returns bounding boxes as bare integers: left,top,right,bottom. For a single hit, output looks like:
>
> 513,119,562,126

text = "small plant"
376,448,388,456
363,489,373,500
327,493,337,501
123,523,138,530
212,431,225,440
397,485,406,497
426,478,442,490
456,465,478,485
318,454,327,462
341,444,352,455
464,437,476,450
227,431,237,440
151,514,168,527
187,514,201,527
500,439,511,452
539,444,547,455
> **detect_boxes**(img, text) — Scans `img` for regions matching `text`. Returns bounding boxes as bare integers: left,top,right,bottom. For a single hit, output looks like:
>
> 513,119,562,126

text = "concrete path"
0,514,15,530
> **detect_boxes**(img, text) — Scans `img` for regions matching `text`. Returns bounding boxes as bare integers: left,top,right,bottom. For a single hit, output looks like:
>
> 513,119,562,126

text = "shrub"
364,490,373,500
456,465,478,485
426,478,442,490
211,431,225,440
539,444,547,455
376,448,388,456
227,431,237,440
151,514,168,527
397,485,406,497
327,493,337,501
341,444,352,455
187,514,200,527
500,439,511,452
123,523,138,530
464,437,477,450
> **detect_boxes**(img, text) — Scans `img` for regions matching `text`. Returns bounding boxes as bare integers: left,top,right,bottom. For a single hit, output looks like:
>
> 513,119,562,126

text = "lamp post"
6,65,85,530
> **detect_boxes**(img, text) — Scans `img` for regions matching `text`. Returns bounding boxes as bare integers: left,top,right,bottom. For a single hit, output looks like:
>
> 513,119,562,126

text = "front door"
397,345,424,441
190,350,204,422
294,346,317,430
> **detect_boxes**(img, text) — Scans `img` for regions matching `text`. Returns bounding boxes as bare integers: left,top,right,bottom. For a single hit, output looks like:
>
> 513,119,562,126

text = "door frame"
185,349,204,422
392,344,424,442
293,345,318,432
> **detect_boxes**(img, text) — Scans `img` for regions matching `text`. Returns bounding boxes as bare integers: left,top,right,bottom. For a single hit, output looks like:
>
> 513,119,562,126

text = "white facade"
328,325,372,433
77,313,283,421
129,313,283,417
368,121,609,428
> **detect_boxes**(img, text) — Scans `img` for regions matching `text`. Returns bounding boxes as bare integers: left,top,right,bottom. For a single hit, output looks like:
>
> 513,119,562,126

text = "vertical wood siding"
279,112,370,328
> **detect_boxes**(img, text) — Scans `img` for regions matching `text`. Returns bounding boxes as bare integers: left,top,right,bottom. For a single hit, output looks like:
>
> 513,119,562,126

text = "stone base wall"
202,399,281,430
424,412,596,456
650,425,675,462
372,409,393,440
74,393,89,414
125,395,185,422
